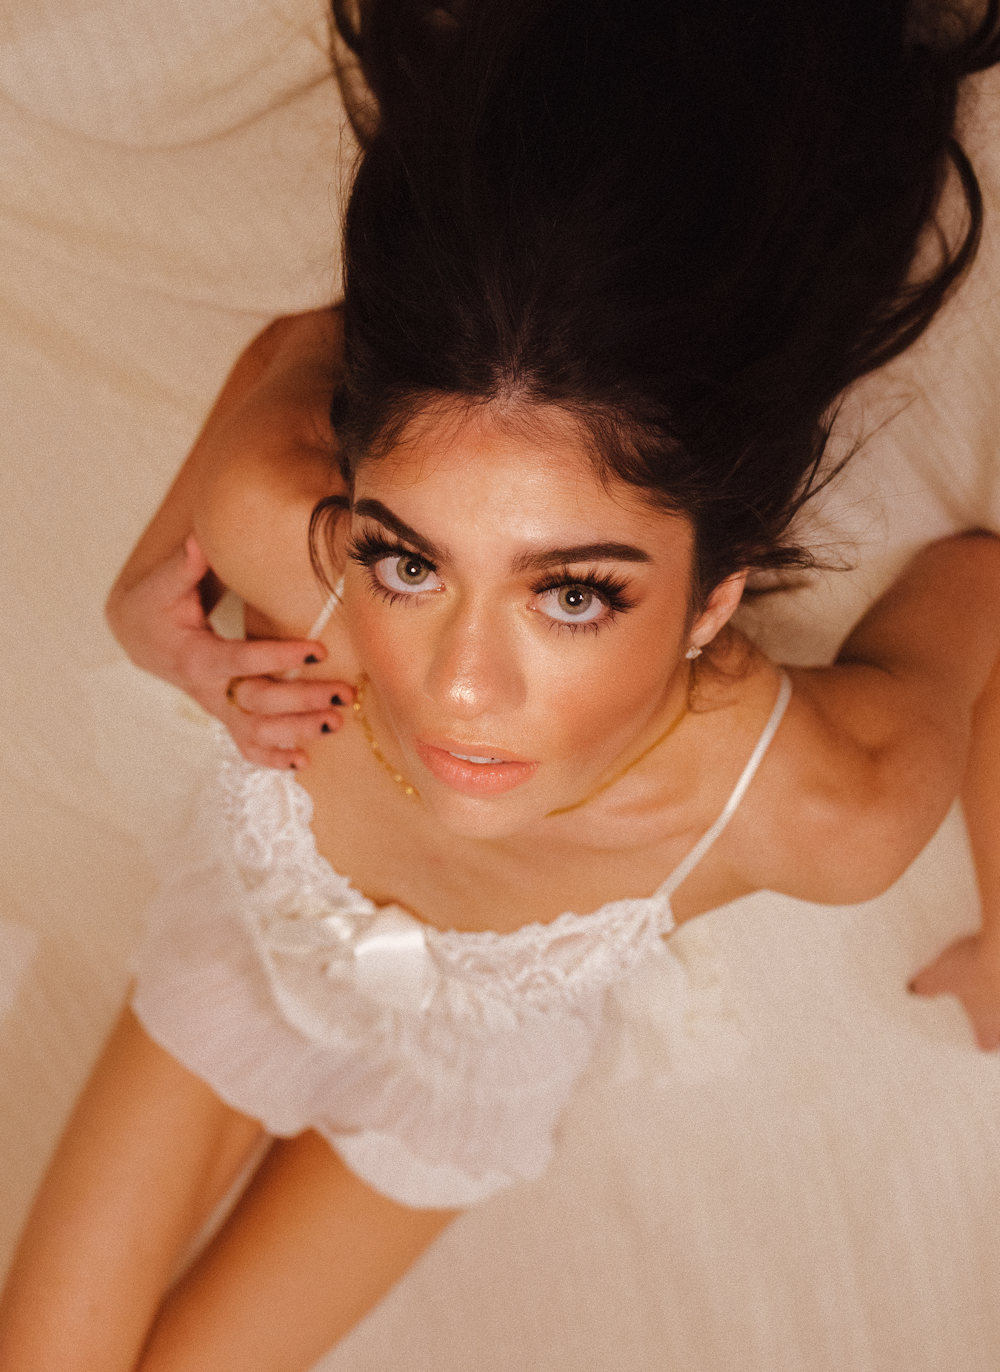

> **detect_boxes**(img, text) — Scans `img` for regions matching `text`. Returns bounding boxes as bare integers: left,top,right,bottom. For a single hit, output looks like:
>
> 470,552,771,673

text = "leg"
0,1006,265,1371
137,1131,457,1372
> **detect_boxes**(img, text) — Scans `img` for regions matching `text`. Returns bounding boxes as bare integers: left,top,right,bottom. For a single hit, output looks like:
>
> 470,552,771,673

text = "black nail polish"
321,722,332,734
331,694,343,706
304,654,320,665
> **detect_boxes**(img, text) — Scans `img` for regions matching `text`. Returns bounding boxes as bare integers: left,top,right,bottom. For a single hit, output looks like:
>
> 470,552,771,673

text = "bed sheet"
2,6,1000,1369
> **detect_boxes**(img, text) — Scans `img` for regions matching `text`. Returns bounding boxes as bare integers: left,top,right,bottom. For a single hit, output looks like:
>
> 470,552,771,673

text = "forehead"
353,399,691,553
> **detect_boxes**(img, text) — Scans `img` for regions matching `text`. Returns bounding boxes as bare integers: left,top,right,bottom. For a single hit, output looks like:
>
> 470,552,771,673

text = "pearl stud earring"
684,644,703,659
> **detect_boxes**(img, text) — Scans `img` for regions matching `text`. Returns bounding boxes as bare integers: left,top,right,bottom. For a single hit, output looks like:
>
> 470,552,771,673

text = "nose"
422,595,524,721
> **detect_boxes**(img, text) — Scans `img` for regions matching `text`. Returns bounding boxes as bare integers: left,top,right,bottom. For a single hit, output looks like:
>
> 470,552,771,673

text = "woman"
4,2,1000,1368
106,0,1000,773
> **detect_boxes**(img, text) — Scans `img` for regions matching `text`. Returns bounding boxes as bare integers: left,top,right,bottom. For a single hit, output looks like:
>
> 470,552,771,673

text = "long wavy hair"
322,0,1000,601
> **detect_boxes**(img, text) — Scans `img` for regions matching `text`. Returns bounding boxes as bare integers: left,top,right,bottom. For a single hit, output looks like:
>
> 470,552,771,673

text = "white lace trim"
211,670,791,1044
213,725,674,1031
132,706,786,1202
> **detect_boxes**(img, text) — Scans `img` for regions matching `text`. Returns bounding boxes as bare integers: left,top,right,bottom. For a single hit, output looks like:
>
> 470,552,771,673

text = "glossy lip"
415,739,539,796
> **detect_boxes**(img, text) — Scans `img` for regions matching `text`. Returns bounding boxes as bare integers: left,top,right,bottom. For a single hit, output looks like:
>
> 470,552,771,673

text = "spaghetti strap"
280,579,345,683
659,671,792,904
307,579,344,641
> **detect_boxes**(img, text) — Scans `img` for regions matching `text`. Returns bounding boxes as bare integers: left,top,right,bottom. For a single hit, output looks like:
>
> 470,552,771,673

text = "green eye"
374,553,442,595
396,556,430,586
558,586,595,616
538,584,604,624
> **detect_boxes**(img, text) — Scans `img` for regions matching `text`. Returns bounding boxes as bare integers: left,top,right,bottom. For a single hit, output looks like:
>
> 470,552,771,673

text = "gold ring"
225,676,254,714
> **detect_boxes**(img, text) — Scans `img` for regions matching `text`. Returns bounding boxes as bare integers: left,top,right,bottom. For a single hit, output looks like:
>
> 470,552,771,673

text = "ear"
688,570,747,652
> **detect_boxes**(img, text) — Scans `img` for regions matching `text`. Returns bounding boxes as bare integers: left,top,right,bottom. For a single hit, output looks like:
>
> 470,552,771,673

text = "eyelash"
346,529,434,600
348,530,429,571
346,529,636,630
531,568,636,633
345,531,428,607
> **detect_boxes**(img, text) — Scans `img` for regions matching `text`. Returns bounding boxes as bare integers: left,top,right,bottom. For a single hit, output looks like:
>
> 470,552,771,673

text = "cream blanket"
2,5,1000,1368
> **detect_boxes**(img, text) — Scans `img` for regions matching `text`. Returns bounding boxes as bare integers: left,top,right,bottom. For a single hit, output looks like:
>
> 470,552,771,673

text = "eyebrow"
351,499,447,563
352,499,652,573
513,542,652,573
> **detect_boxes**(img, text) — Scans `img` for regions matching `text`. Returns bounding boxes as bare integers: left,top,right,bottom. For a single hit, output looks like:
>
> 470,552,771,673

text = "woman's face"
342,400,743,839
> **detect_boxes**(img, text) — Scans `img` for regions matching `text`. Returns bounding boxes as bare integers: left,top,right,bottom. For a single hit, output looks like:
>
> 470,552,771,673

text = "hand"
909,932,1000,1051
106,536,354,770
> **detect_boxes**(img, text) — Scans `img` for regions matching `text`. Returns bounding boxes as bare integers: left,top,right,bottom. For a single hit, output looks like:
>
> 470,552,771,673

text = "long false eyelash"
347,529,437,572
348,529,439,609
349,532,636,625
530,567,638,617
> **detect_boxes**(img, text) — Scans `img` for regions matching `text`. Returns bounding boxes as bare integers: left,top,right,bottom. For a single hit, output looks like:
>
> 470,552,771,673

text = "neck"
547,663,695,817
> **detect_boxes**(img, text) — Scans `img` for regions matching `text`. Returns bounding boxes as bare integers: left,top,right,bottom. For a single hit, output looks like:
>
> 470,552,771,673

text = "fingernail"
321,722,332,734
304,654,320,665
331,694,343,706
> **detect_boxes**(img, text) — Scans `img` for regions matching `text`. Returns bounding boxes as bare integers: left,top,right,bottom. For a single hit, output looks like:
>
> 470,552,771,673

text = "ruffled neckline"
288,766,677,950
213,722,676,951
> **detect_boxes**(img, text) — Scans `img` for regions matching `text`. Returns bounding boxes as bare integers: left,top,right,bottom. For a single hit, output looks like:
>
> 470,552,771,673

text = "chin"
419,784,549,840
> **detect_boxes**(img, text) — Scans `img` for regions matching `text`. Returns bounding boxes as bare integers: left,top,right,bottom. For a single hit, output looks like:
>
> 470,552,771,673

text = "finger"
214,637,335,680
142,537,214,605
225,721,313,772
184,533,210,582
226,676,355,718
241,743,312,772
908,968,943,997
236,711,347,752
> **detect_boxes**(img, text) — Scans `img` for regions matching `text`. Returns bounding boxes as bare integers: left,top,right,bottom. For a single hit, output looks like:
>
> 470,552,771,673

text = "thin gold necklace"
352,677,420,799
352,667,695,813
546,678,692,817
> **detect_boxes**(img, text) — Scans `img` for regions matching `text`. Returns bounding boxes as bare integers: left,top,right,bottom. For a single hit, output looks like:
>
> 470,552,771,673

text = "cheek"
536,627,679,759
344,568,686,766
343,585,425,690
540,668,622,760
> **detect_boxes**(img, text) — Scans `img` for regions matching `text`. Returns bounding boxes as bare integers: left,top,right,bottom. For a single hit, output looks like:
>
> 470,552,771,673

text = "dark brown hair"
326,0,999,600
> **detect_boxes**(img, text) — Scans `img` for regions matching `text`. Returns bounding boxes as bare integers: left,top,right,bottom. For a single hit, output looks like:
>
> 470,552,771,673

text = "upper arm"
193,414,342,637
109,308,344,624
191,315,347,637
0,1008,264,1372
778,534,1000,900
837,533,1000,736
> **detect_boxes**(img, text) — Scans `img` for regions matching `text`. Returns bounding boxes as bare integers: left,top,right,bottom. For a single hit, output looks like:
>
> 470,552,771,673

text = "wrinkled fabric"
133,727,676,1206
6,3,1000,1367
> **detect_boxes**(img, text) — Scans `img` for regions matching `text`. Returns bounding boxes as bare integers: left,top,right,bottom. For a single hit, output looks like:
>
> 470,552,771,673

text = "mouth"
415,739,538,796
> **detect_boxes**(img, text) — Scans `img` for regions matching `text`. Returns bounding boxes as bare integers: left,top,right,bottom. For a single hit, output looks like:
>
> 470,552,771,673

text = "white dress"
131,675,791,1208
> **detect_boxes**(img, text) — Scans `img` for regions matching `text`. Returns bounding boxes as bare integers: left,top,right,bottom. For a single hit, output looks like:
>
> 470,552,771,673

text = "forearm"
98,307,354,768
962,651,1000,941
897,537,1000,1049
910,671,1000,1046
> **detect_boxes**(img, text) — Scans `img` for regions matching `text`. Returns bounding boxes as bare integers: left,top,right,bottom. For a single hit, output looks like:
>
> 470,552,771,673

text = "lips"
414,740,538,796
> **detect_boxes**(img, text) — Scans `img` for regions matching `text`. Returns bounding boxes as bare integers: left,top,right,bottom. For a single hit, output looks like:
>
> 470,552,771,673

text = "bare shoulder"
715,535,1000,907
737,659,963,905
193,309,346,636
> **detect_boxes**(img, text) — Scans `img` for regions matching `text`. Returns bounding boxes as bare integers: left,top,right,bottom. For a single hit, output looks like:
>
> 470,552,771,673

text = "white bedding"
3,5,1000,1368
